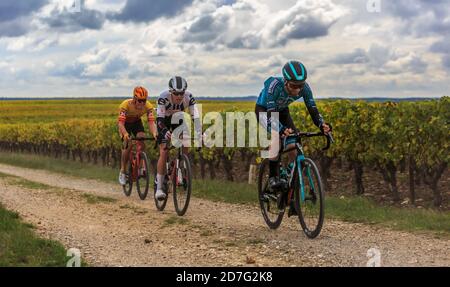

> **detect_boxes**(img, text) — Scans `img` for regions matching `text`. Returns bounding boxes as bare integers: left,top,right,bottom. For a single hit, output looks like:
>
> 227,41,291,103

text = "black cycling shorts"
255,104,297,131
123,120,145,139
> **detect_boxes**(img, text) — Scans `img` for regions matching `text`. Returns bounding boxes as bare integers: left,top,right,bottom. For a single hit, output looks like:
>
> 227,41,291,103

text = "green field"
0,99,256,124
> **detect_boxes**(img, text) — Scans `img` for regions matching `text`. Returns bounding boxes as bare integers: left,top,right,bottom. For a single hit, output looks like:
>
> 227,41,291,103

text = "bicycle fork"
295,155,317,202
130,152,138,181
166,159,182,186
295,155,306,202
174,158,184,186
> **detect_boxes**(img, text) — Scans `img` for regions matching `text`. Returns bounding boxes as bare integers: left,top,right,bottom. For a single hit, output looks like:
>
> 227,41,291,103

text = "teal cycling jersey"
256,77,324,128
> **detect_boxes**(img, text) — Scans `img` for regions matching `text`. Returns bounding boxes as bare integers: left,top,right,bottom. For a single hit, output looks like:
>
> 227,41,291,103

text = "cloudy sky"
0,0,449,98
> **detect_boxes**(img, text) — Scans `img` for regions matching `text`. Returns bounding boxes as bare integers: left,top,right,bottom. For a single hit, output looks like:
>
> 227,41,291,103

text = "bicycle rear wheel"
136,152,150,200
294,158,324,239
122,159,133,196
257,159,285,229
173,154,192,216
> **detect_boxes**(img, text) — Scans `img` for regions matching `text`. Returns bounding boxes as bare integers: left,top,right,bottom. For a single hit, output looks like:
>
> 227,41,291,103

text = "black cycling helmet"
282,61,307,84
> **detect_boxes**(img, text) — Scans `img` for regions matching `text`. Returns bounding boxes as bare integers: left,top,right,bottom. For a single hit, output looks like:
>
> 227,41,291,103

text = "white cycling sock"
156,174,164,191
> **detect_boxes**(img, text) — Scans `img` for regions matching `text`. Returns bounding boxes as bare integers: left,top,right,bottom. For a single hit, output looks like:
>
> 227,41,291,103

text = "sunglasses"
136,99,146,103
172,91,185,96
287,82,305,90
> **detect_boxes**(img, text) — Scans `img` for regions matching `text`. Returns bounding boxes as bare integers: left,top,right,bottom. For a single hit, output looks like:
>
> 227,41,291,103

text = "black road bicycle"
154,139,193,216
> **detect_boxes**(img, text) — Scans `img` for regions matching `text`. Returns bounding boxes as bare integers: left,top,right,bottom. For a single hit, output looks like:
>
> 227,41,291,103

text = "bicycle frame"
154,135,195,215
281,143,306,205
128,137,152,182
281,132,333,205
158,132,201,183
163,142,186,186
128,140,142,182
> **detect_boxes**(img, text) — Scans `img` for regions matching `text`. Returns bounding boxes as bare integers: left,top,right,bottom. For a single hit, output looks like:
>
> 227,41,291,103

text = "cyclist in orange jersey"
117,86,157,185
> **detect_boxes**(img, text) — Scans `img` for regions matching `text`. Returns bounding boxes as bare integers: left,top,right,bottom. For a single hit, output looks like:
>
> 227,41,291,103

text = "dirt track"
0,163,449,266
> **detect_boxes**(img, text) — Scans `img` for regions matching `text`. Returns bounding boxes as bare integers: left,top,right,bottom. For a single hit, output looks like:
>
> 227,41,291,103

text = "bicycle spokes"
173,154,192,216
139,160,147,177
257,159,285,229
122,160,133,197
304,166,317,203
136,152,150,200
297,159,324,238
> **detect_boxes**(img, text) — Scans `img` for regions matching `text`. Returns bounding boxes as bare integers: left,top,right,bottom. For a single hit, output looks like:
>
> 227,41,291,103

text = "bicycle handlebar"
162,144,202,152
285,131,334,151
153,135,203,152
130,137,154,141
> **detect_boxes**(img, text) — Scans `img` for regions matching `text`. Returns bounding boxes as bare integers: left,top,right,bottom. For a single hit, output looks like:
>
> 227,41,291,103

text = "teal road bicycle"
258,131,334,238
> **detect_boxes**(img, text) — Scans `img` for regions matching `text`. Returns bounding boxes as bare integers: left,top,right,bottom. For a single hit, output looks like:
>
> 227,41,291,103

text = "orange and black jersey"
118,99,155,124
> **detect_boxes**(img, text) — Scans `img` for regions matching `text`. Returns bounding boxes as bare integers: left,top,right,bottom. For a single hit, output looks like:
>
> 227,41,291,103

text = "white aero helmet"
169,76,188,93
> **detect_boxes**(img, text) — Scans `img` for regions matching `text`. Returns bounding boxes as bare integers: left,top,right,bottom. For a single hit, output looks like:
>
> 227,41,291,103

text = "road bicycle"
258,131,333,238
122,137,153,200
154,138,193,216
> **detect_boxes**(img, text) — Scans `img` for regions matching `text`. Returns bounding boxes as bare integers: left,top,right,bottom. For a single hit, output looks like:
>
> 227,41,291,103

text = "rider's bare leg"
156,143,168,191
120,139,132,173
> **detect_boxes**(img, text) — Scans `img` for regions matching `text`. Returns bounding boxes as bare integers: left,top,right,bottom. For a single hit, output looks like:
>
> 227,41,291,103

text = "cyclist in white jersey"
155,76,201,200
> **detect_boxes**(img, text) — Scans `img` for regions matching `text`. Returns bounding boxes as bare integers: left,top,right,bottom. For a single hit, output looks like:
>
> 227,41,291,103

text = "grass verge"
0,152,117,183
0,203,74,266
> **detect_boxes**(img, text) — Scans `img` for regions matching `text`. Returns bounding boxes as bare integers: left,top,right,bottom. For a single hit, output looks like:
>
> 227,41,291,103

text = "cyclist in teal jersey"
255,60,332,191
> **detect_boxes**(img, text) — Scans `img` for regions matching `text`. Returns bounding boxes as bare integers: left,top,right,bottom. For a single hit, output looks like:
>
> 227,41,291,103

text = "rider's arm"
187,94,202,140
187,94,200,120
302,84,324,128
265,80,285,134
156,97,169,134
117,105,128,137
145,102,157,138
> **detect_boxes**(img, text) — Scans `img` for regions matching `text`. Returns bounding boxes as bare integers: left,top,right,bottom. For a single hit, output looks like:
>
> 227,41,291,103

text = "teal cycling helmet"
282,61,307,84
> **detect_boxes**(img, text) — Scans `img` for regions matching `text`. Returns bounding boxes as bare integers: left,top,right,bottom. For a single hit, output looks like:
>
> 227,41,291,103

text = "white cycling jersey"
156,90,200,119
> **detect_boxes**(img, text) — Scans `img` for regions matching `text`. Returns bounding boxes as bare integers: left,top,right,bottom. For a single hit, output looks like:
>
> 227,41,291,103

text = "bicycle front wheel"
257,159,285,229
293,158,324,239
122,159,133,197
173,154,192,216
136,152,150,200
